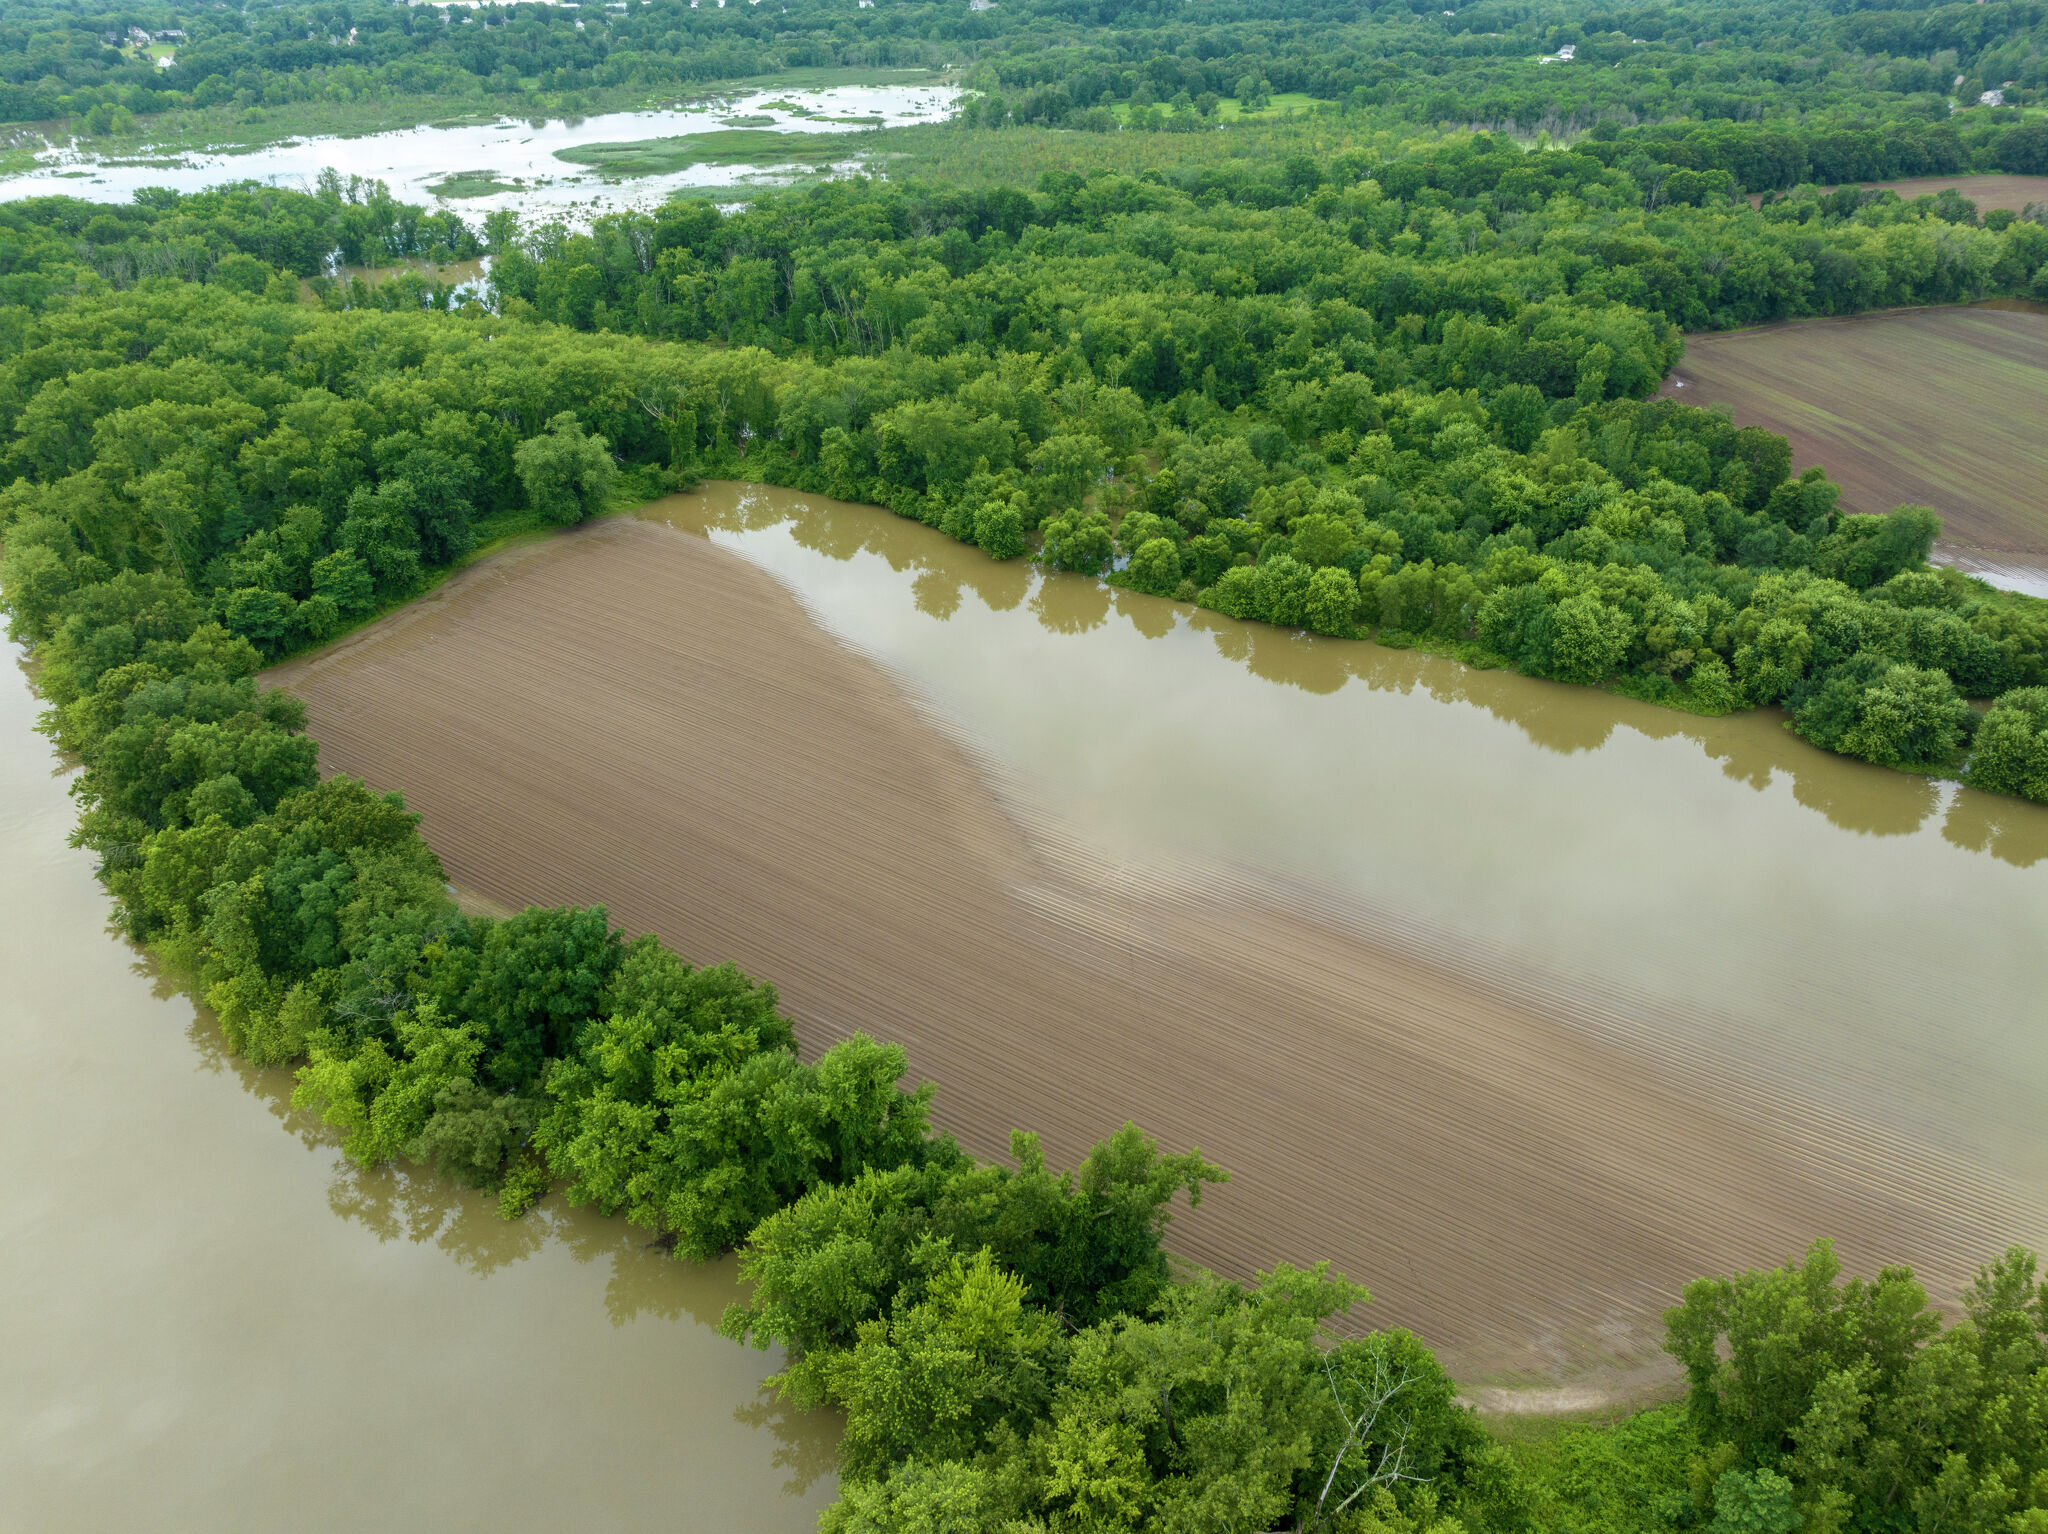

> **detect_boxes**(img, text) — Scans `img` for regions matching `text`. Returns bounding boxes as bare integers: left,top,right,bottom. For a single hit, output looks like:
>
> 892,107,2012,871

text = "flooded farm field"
268,483,2048,1391
0,647,837,1531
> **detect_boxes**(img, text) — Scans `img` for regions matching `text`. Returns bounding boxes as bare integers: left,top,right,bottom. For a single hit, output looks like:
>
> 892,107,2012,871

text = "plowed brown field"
1663,302,2048,562
269,516,2018,1390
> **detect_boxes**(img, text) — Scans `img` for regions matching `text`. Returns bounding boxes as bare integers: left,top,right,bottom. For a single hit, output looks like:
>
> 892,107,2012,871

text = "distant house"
1980,88,2006,107
1538,43,1576,64
969,1,995,10
153,29,187,40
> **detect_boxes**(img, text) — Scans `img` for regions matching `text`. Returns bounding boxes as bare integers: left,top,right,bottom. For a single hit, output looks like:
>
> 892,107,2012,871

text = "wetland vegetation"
8,0,2048,1526
554,125,871,175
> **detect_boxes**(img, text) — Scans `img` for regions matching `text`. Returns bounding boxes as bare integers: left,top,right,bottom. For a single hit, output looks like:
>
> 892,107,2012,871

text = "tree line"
492,170,2048,796
11,0,2048,161
0,173,481,302
3,172,2046,796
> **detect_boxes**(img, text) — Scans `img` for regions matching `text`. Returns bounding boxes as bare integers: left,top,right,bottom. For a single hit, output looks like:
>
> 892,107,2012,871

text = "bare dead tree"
332,988,410,1029
633,383,695,465
1298,1350,1429,1532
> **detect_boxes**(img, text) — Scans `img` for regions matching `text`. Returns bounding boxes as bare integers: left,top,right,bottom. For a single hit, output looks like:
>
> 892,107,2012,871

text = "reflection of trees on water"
676,484,2048,865
1944,791,2048,868
325,1159,549,1276
736,1388,843,1498
1030,575,1110,635
307,1160,839,1469
153,957,838,1479
910,567,962,622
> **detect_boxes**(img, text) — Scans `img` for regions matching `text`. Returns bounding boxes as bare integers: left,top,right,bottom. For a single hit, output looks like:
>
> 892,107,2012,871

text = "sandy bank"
268,512,2020,1388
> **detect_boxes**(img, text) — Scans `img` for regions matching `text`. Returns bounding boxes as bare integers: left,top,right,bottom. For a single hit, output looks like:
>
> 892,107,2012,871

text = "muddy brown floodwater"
0,647,838,1530
269,483,2048,1399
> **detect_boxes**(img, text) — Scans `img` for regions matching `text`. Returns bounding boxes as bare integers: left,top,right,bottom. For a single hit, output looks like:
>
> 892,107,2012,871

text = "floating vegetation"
428,168,523,197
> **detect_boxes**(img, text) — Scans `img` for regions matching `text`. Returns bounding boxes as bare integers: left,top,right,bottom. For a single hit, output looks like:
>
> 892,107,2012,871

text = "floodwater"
1940,549,2048,602
0,648,837,1529
647,483,2048,1215
0,82,958,222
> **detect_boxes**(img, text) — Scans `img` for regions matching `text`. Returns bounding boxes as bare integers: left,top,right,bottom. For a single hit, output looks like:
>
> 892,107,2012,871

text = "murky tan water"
647,484,2048,1210
0,648,836,1531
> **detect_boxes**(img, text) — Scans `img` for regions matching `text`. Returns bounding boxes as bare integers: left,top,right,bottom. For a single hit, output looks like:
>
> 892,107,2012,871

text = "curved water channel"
648,484,2048,1220
0,81,959,221
0,648,837,1529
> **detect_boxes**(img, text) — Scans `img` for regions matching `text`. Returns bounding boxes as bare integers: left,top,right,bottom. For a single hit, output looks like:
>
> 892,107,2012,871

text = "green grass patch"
1482,1399,1652,1451
557,128,864,175
1218,91,1320,120
1500,1402,1701,1534
425,169,522,198
1109,90,1319,126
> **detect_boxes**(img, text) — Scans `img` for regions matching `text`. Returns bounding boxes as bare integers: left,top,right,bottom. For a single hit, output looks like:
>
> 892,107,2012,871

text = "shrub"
1966,687,2048,801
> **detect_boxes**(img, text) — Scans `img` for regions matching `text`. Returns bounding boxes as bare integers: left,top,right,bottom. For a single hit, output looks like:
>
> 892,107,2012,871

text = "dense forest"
5,0,2048,1525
